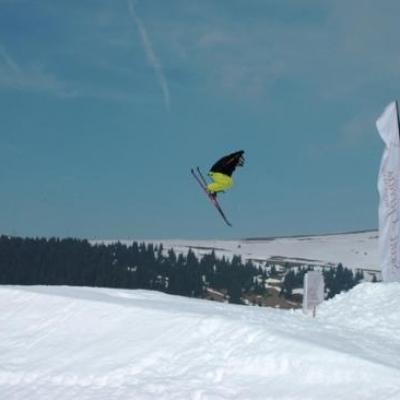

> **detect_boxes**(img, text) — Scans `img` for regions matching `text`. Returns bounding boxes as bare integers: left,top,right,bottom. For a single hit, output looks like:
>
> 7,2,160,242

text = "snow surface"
97,230,380,273
1,283,400,400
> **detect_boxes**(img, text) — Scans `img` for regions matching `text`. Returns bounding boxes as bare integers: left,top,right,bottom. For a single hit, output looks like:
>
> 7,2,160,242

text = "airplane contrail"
128,0,171,111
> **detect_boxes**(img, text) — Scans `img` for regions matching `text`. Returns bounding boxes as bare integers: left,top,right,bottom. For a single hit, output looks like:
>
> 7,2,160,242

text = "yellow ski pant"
207,172,233,193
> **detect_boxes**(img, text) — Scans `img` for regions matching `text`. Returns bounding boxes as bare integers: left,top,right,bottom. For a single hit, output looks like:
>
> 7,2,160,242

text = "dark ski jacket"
209,150,245,177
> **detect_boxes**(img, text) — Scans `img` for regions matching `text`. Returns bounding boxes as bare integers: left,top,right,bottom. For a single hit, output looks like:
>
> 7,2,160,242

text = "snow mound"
1,284,400,400
318,282,400,336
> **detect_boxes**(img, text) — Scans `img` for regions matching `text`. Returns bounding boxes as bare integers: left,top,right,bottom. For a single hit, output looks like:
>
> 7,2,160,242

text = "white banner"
376,101,400,282
303,271,324,315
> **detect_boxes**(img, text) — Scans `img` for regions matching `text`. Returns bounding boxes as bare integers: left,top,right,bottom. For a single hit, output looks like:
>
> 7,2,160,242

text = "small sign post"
303,271,325,317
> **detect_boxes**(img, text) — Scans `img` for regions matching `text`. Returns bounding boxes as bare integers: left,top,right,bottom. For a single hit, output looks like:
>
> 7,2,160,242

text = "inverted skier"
207,150,245,198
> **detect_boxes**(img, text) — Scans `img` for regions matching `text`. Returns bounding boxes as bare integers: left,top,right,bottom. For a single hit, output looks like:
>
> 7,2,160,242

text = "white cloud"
0,45,138,101
148,1,400,101
341,113,377,146
197,31,234,48
0,45,73,97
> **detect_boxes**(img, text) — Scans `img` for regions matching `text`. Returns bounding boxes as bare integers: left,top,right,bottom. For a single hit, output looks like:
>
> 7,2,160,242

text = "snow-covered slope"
1,283,399,400
99,230,380,272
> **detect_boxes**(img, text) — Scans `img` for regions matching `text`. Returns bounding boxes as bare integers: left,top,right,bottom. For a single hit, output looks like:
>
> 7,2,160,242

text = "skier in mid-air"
206,150,245,198
190,150,245,226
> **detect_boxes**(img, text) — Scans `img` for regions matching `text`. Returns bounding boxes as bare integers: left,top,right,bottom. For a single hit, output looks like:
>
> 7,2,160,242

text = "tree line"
0,236,267,304
0,235,366,306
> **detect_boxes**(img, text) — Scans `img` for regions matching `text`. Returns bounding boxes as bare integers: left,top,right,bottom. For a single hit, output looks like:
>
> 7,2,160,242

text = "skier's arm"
226,151,245,167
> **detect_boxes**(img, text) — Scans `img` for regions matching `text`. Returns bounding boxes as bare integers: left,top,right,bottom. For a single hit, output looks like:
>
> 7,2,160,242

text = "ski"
191,168,232,227
196,166,208,187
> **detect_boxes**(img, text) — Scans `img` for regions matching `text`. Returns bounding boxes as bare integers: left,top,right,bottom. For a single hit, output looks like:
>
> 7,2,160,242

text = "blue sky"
1,0,399,239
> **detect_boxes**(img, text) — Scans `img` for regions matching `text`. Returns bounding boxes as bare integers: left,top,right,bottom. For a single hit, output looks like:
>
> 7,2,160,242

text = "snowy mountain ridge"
96,229,380,274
